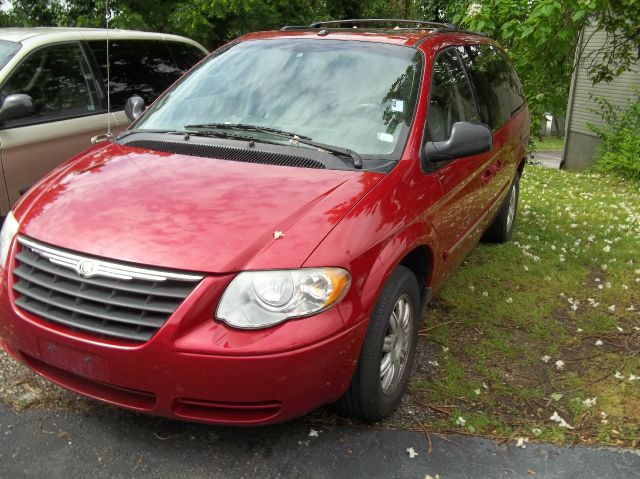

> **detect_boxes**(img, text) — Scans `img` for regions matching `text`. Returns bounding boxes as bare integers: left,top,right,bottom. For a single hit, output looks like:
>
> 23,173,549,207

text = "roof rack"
281,18,457,32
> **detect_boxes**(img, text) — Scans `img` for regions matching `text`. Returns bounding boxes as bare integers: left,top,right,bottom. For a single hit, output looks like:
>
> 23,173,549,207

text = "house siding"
563,24,640,170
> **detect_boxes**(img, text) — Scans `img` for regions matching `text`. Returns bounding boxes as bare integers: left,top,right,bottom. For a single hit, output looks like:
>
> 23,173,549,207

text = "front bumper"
0,268,367,425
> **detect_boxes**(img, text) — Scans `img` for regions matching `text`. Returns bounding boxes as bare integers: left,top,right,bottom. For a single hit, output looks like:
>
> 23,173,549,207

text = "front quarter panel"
304,163,441,329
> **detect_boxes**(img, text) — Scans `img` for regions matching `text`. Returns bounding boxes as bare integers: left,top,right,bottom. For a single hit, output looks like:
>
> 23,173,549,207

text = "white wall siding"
568,25,640,137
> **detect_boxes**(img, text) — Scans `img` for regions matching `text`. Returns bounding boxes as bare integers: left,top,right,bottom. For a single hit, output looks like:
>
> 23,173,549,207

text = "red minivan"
0,20,529,425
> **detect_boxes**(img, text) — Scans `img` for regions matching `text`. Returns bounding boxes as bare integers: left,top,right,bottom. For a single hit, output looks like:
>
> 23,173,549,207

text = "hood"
18,143,383,273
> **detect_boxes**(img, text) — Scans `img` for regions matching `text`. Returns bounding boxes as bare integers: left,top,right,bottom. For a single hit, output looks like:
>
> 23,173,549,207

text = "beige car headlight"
216,268,350,329
0,212,19,269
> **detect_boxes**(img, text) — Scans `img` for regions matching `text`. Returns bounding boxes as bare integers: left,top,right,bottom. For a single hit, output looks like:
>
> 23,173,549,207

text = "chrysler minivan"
0,20,529,425
0,27,207,214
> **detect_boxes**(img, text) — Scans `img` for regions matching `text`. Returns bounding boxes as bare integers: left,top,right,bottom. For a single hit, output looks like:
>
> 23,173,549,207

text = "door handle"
91,133,113,145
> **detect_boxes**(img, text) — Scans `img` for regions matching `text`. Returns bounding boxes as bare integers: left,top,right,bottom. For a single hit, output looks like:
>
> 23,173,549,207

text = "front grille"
12,237,203,342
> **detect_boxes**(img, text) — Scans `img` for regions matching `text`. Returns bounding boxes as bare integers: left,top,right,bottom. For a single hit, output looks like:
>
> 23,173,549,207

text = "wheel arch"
347,221,437,329
398,244,434,312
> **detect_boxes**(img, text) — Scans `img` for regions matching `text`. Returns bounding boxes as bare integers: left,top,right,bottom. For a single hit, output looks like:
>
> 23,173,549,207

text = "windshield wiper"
289,137,363,169
184,123,363,169
116,127,282,145
116,128,193,141
184,123,312,141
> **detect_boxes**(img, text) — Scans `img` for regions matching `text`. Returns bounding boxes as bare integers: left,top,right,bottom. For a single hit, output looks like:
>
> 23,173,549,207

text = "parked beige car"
0,28,207,214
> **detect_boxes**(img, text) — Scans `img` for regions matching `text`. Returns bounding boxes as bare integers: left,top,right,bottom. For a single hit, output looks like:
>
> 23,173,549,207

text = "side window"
504,55,526,113
457,44,523,130
0,42,99,127
89,40,184,109
427,48,479,142
166,42,206,72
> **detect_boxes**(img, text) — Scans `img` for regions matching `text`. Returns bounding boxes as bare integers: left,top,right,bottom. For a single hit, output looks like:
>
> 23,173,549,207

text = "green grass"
534,137,565,150
414,166,640,447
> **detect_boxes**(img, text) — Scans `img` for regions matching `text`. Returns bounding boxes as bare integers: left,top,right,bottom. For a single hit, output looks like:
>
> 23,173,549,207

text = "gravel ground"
0,336,442,428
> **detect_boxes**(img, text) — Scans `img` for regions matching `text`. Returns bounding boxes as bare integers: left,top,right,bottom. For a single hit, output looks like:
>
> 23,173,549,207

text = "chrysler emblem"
76,260,96,277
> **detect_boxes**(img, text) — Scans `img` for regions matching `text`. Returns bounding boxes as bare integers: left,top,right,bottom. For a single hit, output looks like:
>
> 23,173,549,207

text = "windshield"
0,40,21,70
134,39,422,159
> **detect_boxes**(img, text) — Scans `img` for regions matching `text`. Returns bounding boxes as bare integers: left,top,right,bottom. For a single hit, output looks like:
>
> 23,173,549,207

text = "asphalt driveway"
0,403,638,479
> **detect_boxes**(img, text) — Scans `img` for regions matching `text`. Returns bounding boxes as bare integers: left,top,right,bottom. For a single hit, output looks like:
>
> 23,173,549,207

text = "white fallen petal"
595,340,603,346
550,411,574,429
515,437,529,448
456,416,466,427
629,374,639,382
274,230,285,240
308,429,319,437
555,360,565,371
406,447,418,458
614,371,624,380
583,397,597,407
541,355,551,363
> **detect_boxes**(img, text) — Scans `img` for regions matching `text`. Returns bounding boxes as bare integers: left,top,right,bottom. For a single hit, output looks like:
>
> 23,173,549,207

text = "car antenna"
105,0,111,137
91,0,113,145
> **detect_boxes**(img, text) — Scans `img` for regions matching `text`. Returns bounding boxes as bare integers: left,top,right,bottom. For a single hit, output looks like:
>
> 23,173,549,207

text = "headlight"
0,212,19,270
216,268,350,329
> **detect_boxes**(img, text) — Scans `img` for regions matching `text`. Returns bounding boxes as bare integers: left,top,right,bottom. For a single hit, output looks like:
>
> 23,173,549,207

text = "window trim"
420,45,483,173
0,110,111,131
0,41,106,130
458,44,523,132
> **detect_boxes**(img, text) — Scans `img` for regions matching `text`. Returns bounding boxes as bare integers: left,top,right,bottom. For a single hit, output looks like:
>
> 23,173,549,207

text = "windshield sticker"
377,132,394,143
390,99,404,113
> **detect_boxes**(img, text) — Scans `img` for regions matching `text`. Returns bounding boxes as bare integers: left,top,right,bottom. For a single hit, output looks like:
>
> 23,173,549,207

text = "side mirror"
425,122,493,162
0,94,34,122
124,95,145,122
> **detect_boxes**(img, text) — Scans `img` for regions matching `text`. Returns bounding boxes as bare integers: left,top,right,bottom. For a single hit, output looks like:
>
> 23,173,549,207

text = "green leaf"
572,10,587,22
541,4,554,16
521,25,535,38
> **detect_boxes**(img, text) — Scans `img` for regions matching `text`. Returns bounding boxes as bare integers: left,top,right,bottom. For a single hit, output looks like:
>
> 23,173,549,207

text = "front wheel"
336,266,421,421
482,172,520,243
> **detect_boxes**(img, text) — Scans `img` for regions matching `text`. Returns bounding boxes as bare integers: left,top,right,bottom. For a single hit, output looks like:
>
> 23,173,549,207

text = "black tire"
482,172,520,243
336,265,421,421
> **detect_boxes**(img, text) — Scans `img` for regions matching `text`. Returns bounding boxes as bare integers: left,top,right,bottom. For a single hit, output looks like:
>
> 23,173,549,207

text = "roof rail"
281,18,457,31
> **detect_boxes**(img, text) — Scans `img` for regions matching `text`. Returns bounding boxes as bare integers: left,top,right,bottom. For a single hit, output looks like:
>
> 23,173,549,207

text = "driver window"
427,48,479,142
0,42,99,127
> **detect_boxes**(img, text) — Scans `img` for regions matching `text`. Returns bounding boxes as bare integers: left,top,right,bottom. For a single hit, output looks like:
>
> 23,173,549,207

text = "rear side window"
0,42,99,127
89,40,189,109
457,44,524,130
166,42,206,72
427,48,479,142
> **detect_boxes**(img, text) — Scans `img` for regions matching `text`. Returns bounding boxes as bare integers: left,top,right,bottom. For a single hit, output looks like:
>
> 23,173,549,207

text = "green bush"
589,91,640,182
